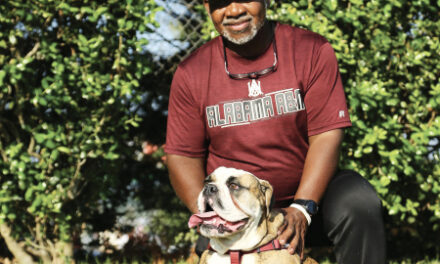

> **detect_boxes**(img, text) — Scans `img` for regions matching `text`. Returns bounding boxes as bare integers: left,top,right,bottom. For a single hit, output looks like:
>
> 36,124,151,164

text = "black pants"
195,170,386,264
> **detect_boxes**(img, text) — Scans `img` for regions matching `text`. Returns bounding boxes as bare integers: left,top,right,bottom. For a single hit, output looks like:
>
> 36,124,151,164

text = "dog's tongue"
188,211,245,232
188,211,218,228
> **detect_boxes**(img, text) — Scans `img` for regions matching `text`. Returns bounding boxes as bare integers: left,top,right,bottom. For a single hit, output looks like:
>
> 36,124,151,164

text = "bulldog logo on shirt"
248,79,264,97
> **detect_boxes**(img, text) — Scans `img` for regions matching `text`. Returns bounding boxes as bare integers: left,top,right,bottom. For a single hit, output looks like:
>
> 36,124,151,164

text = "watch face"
306,203,318,215
294,199,318,215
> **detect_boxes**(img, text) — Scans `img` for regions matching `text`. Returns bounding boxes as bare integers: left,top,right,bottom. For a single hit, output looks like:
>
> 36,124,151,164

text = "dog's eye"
228,183,240,190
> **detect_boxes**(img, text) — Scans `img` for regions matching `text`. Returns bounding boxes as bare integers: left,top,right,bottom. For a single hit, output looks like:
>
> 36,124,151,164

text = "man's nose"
204,184,218,196
224,2,246,19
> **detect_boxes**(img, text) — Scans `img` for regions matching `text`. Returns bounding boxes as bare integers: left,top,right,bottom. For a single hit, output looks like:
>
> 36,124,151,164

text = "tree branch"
23,239,52,264
27,137,41,160
25,42,40,59
0,223,35,264
0,142,8,163
66,158,87,200
35,220,45,249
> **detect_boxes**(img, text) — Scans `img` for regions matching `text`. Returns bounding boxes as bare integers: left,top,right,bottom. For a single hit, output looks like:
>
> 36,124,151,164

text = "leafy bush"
0,0,161,263
269,0,440,258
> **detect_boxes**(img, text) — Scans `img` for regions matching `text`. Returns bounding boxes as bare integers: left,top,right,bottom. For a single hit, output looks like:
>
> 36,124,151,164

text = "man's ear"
259,179,273,216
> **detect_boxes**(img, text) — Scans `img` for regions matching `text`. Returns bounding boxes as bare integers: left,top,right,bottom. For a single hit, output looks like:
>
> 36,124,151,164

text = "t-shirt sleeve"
304,42,352,136
164,66,207,157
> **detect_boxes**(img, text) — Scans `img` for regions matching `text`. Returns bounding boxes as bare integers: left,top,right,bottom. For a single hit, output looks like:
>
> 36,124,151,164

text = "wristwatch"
293,199,319,216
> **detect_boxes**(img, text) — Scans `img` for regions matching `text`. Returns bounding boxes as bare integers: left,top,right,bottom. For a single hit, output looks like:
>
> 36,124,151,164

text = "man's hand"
277,129,344,258
278,207,309,259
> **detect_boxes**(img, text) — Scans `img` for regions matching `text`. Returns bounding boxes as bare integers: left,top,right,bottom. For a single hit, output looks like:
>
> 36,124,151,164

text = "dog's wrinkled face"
188,167,272,238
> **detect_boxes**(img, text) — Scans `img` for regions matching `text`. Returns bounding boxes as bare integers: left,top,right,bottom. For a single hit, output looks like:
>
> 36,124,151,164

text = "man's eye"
229,183,240,190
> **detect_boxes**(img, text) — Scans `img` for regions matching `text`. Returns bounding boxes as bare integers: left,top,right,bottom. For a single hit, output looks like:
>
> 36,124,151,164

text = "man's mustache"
222,16,252,26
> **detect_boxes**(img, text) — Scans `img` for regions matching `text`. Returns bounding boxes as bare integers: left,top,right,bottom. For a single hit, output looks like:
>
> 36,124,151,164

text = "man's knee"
322,170,383,227
321,170,387,264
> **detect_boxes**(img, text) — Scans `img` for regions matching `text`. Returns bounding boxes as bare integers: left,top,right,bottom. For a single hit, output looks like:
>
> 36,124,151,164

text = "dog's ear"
258,179,273,216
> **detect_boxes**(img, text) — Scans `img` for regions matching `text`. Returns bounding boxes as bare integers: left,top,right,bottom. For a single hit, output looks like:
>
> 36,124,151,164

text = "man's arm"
167,154,206,214
278,128,344,257
295,128,344,202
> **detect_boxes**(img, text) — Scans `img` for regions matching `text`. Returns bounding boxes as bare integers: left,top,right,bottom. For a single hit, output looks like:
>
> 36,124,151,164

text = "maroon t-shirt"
165,23,352,204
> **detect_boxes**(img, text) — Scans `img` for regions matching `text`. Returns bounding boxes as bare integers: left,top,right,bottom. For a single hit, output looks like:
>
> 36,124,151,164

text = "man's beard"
221,18,265,45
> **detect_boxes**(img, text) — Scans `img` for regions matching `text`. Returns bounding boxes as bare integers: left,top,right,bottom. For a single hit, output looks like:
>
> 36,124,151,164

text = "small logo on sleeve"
339,110,345,118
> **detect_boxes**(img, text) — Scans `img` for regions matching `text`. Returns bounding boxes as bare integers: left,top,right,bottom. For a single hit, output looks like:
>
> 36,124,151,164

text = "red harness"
208,239,282,264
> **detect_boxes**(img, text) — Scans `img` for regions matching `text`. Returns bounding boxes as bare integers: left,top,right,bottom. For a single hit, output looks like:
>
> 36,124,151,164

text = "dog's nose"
204,184,218,195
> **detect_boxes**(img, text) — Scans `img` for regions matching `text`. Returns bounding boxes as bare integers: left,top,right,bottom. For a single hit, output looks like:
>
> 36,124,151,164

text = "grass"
78,258,440,264
388,260,440,264
318,258,440,264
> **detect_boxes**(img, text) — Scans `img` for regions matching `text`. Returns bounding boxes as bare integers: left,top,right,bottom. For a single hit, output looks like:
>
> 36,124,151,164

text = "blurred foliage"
146,209,198,251
198,0,440,259
0,0,183,263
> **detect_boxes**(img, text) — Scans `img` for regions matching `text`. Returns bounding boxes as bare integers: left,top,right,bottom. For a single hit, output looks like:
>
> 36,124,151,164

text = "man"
165,1,386,263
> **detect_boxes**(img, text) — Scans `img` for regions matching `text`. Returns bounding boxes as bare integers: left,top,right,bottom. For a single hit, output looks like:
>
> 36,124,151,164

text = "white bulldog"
188,167,317,264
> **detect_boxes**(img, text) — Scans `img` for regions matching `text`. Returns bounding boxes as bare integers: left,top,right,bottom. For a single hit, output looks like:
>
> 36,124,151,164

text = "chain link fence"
150,0,205,75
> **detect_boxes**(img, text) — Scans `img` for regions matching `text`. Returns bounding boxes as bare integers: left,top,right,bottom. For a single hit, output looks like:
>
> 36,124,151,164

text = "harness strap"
208,239,282,264
229,251,241,264
252,239,281,253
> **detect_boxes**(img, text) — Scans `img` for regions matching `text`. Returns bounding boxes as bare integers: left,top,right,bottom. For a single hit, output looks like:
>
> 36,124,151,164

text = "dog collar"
208,239,282,264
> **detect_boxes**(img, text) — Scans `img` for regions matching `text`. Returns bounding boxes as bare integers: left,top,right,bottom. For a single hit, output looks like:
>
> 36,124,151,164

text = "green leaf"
78,34,87,45
57,146,71,154
0,70,6,85
45,140,56,149
363,146,373,153
380,176,391,186
38,97,48,106
34,133,46,143
24,188,34,201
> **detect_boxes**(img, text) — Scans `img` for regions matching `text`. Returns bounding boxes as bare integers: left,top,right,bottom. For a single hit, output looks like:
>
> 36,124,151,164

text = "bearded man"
164,1,386,263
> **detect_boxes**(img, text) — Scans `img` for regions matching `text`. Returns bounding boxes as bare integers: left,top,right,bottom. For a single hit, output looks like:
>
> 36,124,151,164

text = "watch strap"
289,203,312,226
292,199,319,215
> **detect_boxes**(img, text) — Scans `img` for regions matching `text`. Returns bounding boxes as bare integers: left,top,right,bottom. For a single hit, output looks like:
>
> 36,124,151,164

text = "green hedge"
269,0,440,257
0,0,159,263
